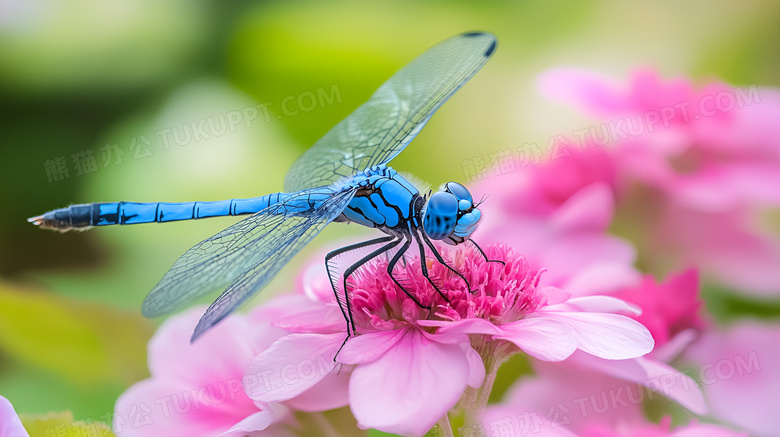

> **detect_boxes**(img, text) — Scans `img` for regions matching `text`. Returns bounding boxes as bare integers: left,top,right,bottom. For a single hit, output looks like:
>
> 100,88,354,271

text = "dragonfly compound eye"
445,181,473,204
424,192,459,240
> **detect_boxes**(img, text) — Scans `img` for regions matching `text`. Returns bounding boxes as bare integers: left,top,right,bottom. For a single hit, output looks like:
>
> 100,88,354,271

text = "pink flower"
537,68,780,295
611,269,705,348
538,68,780,193
480,357,645,433
114,306,345,437
580,420,747,437
474,179,640,296
479,410,746,437
481,342,750,437
0,396,29,437
641,201,780,296
472,163,706,416
481,348,706,434
684,321,780,437
516,272,709,418
246,243,653,436
486,146,619,218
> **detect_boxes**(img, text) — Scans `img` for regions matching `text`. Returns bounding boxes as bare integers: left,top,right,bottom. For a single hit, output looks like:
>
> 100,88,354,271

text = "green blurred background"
1,0,779,423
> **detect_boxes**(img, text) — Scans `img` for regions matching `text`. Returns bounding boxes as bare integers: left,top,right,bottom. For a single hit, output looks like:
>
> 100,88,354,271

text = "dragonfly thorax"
338,167,481,245
338,165,424,232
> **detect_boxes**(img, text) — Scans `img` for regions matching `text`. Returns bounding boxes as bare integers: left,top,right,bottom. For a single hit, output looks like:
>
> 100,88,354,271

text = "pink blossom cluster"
471,68,780,436
19,68,770,437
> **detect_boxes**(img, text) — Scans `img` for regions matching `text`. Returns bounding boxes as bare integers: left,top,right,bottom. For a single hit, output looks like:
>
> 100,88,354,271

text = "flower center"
347,243,544,331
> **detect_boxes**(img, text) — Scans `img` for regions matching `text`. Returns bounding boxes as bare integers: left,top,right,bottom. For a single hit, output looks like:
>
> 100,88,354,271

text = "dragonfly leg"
469,239,505,265
386,236,431,309
341,237,403,335
420,231,474,293
413,232,451,304
334,334,351,362
326,236,395,337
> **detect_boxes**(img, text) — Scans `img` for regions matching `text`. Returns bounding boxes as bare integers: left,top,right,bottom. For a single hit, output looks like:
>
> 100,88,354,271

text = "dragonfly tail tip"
27,215,44,226
190,330,203,344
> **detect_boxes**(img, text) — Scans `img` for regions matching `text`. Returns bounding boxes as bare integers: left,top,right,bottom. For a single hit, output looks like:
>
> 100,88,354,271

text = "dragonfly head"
423,182,481,246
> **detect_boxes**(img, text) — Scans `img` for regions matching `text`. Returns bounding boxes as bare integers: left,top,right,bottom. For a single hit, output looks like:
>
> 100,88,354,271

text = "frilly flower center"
347,243,544,331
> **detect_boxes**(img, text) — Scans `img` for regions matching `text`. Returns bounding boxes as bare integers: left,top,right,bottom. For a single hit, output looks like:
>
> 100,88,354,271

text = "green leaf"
489,353,532,403
0,281,154,385
20,411,116,437
368,430,404,437
702,284,780,322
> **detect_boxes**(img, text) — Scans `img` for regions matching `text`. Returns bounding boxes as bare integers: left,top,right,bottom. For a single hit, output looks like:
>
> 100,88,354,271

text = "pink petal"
418,318,504,336
148,307,256,389
540,234,636,288
248,294,309,322
219,405,289,437
610,270,704,348
0,396,29,437
299,256,336,303
615,141,680,185
349,329,470,436
114,308,267,437
338,329,406,365
497,317,578,361
702,87,780,156
684,322,780,435
690,215,780,295
463,344,487,388
549,183,614,233
537,68,630,117
562,263,642,297
480,404,579,437
500,360,647,433
541,286,572,305
569,351,707,415
671,423,748,437
546,296,642,316
653,204,780,296
115,378,257,437
651,329,698,363
282,370,350,412
542,312,654,359
244,333,343,403
673,163,780,212
270,302,344,333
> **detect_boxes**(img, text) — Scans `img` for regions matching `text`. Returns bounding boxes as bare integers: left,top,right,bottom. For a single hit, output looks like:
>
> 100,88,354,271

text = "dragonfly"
29,32,498,342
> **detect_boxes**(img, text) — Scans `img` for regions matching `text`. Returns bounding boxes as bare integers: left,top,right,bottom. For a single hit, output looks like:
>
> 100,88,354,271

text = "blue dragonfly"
29,32,498,342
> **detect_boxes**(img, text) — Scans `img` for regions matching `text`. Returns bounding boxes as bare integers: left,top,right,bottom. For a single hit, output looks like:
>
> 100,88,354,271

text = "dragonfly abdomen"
28,193,288,232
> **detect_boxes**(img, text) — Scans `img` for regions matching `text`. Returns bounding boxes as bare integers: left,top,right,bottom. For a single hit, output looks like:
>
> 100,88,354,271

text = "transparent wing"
189,187,359,341
283,32,497,192
142,187,357,321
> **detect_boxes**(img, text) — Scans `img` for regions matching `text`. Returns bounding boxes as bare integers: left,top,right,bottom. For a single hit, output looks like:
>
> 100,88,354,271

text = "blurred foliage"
702,285,780,323
1,0,779,431
0,281,152,384
488,353,533,403
0,281,153,417
20,411,115,437
369,430,402,437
